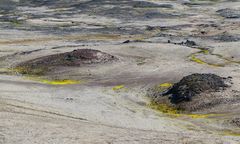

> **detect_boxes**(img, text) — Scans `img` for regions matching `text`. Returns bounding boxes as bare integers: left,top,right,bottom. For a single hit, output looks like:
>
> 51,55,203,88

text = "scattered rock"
217,8,240,18
132,1,172,8
167,40,197,47
146,24,191,31
228,76,233,79
19,49,42,55
66,97,74,101
146,26,156,31
144,12,178,19
123,40,130,43
162,73,228,104
230,118,240,127
183,40,197,47
200,31,206,35
183,1,212,6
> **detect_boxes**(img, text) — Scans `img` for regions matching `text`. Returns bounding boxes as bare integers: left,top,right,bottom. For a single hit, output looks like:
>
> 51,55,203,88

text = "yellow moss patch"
189,50,226,67
23,76,81,85
10,66,80,85
10,19,23,26
223,130,240,137
190,54,224,67
190,54,207,65
39,79,81,85
12,66,47,76
150,83,173,94
189,49,209,65
159,83,173,88
12,67,27,73
148,102,179,116
186,114,212,119
148,101,217,119
201,49,209,54
112,85,125,91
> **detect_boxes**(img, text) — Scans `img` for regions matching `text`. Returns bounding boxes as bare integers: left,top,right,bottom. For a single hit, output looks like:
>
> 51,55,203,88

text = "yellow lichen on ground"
190,54,224,67
12,67,27,73
148,102,180,116
23,76,81,85
189,49,209,65
39,79,81,85
186,114,213,119
11,66,81,85
150,83,173,94
148,101,217,119
112,85,125,91
201,49,209,54
222,130,240,137
190,54,207,65
159,83,173,88
12,66,47,76
189,50,226,67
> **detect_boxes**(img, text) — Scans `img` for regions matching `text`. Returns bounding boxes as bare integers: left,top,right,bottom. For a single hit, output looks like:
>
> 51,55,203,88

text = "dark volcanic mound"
16,49,117,75
217,8,240,19
212,33,240,42
163,73,228,104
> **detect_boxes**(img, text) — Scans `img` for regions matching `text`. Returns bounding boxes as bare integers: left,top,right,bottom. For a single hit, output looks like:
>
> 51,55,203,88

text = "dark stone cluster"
162,73,228,104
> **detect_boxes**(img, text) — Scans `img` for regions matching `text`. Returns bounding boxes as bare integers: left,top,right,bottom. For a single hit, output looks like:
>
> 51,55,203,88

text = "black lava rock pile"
162,73,228,104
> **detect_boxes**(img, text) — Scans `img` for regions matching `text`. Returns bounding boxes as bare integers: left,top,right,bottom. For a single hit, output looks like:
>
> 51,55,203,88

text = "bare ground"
0,0,240,143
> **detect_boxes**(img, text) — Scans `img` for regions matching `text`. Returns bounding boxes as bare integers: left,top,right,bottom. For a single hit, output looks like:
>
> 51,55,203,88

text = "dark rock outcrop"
217,8,240,18
162,73,228,104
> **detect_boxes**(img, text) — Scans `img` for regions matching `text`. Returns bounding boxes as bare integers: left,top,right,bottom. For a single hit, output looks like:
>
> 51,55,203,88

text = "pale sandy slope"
0,0,240,143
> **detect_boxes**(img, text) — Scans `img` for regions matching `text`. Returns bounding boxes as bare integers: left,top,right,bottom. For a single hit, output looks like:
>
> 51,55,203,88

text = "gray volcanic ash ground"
0,0,240,144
